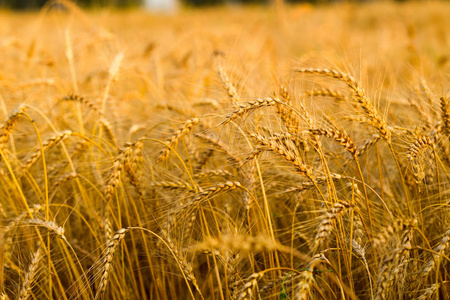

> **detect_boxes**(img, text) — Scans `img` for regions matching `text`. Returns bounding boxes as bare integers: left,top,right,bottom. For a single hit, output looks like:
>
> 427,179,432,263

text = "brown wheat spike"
357,134,381,156
24,218,67,242
343,134,381,167
275,96,320,149
0,105,27,151
305,88,347,101
279,85,291,103
102,211,113,243
276,86,302,134
241,162,256,210
293,253,329,300
149,180,194,190
162,231,202,294
294,269,314,300
225,253,241,298
130,140,144,171
187,181,242,207
246,147,263,161
216,64,239,107
248,133,313,178
157,117,200,162
283,174,343,194
100,118,117,147
422,228,450,277
417,283,440,300
124,163,145,201
123,140,145,199
296,68,391,141
352,239,373,297
375,229,413,300
95,228,130,300
351,203,366,244
372,219,410,248
235,272,264,300
271,132,309,151
19,245,43,300
62,94,99,112
21,131,71,174
440,96,450,135
51,172,78,192
407,136,432,161
312,201,353,253
104,143,135,203
193,169,232,179
278,106,302,135
307,128,357,155
221,97,283,126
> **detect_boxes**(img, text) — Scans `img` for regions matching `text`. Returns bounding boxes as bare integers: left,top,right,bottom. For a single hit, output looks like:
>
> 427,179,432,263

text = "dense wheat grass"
0,0,449,299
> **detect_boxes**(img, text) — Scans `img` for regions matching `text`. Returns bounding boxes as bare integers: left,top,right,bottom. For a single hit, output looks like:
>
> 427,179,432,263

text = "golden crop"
0,1,449,299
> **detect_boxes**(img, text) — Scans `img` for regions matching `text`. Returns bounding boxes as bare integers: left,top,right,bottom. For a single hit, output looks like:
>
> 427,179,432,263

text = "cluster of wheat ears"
0,0,449,299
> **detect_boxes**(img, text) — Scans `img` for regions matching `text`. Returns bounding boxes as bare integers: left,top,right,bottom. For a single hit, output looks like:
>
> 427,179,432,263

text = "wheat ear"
21,131,71,175
19,245,43,300
440,96,450,135
296,68,391,141
157,117,199,162
235,272,264,300
95,228,130,300
216,64,239,107
221,97,283,126
422,228,450,277
306,128,357,155
312,201,353,253
187,181,242,207
248,133,312,178
149,180,194,190
305,88,347,101
293,253,329,300
0,105,27,151
62,94,99,112
407,136,432,161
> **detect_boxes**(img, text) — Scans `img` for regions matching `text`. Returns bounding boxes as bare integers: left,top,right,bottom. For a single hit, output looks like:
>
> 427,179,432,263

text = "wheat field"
0,1,449,299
